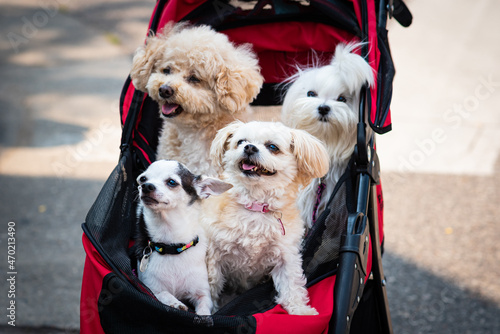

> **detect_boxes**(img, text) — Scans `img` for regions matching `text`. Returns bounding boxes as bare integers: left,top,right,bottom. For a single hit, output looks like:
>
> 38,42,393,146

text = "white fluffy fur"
203,121,329,315
281,43,375,228
136,160,231,314
130,23,264,175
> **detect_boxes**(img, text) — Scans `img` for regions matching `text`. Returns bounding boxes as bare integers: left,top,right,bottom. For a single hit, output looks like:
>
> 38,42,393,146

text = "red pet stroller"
80,0,411,333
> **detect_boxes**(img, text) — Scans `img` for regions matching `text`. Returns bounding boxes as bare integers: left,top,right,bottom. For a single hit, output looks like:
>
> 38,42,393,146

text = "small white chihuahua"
204,121,329,315
133,160,232,315
281,43,375,228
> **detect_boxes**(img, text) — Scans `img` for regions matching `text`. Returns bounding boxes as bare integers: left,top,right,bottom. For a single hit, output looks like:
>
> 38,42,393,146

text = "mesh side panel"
302,163,355,284
303,184,348,282
83,150,144,290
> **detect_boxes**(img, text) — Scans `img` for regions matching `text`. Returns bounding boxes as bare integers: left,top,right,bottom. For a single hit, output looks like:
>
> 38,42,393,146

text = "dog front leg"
271,252,318,316
192,289,213,315
155,290,188,312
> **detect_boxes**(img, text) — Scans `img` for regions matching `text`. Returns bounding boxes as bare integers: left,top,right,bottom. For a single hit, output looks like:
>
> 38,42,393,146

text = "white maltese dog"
281,43,375,228
133,160,232,315
203,121,329,315
130,23,263,175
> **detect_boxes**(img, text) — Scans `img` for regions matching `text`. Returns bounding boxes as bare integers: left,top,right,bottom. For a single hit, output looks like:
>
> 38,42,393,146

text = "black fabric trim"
183,0,360,38
131,95,162,168
150,0,168,34
370,27,395,134
82,223,127,283
307,268,338,288
215,281,277,316
120,90,145,156
251,83,281,106
349,279,384,334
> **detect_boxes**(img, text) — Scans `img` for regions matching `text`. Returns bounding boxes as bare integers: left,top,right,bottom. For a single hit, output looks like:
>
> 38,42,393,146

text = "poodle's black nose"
141,183,156,193
318,105,331,116
244,144,259,156
159,85,174,98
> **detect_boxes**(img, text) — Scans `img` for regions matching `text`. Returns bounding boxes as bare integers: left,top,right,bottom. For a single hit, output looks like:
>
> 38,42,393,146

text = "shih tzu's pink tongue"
242,163,256,171
161,103,179,116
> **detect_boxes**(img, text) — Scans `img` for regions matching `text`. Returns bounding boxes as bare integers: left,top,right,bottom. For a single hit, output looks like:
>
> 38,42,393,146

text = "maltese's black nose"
318,105,330,116
159,85,174,98
141,183,156,193
244,144,259,156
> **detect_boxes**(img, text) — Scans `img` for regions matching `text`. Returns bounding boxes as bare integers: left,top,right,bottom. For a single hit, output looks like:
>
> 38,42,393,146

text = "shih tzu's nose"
141,183,156,194
159,85,174,98
244,144,259,156
318,104,331,116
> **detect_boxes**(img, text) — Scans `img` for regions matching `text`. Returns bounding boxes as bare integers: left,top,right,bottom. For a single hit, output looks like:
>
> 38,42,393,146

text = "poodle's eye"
337,95,347,103
139,176,147,183
266,143,280,153
166,179,178,188
307,91,317,97
237,139,246,146
162,67,171,75
188,75,200,84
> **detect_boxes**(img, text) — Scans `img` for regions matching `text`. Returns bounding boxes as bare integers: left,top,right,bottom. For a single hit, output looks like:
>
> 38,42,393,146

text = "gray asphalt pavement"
0,0,499,333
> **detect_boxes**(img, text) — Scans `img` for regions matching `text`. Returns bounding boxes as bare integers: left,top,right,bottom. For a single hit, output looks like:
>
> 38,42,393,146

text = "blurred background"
0,0,499,333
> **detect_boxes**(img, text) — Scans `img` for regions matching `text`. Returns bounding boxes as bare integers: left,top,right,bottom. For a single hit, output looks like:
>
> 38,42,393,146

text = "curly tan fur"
130,23,264,175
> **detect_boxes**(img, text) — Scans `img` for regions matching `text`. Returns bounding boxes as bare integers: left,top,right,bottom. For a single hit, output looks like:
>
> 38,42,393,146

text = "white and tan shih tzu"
281,43,375,228
203,121,329,315
130,22,264,175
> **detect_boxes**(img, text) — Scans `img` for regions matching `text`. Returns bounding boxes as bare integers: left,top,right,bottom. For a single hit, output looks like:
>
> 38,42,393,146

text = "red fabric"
254,276,335,334
121,81,136,126
376,183,384,243
133,142,153,165
225,22,355,53
224,22,356,83
352,0,391,130
138,131,150,147
156,0,205,31
254,244,373,334
80,234,113,334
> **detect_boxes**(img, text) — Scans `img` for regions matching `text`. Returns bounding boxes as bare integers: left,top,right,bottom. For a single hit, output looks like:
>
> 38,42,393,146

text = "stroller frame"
333,85,392,334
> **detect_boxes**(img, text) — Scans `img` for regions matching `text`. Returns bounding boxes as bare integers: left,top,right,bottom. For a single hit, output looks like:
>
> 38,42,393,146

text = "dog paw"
171,302,189,312
286,305,319,316
195,306,212,315
156,292,188,311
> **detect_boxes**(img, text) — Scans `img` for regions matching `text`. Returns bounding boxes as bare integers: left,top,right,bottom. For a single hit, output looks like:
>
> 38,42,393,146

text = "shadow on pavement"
0,174,106,330
385,252,500,334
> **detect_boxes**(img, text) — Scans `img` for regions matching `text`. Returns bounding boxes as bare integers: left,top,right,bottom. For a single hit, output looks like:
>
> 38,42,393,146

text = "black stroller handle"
389,0,413,27
331,78,392,333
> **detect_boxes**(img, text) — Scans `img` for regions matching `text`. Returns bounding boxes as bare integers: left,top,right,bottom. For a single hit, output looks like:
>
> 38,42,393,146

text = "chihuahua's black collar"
147,236,199,255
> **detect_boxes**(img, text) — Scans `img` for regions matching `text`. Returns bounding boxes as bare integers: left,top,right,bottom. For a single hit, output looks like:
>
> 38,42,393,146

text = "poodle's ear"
130,23,188,92
130,34,163,92
330,42,375,93
210,121,244,169
290,128,330,185
215,45,264,113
